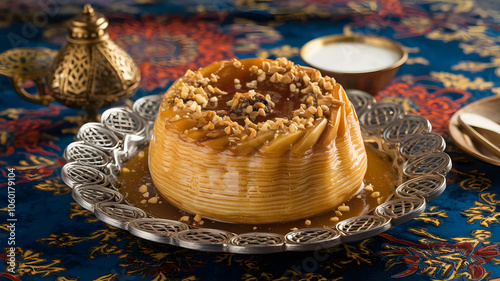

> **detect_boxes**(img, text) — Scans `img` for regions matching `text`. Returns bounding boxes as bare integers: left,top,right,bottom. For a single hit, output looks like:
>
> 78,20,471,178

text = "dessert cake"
149,58,367,224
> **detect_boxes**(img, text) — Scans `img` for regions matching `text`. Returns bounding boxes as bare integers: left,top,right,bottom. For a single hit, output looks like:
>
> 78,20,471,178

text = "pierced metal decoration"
61,162,109,188
132,95,163,122
375,197,426,225
64,141,111,170
382,115,432,143
94,202,147,229
403,152,452,178
336,215,391,243
359,102,405,132
128,218,189,244
285,228,341,251
72,184,123,211
62,95,451,253
176,229,235,252
400,132,446,159
0,5,140,121
101,108,146,137
76,122,121,151
396,174,446,202
0,48,56,106
228,233,285,254
345,89,376,116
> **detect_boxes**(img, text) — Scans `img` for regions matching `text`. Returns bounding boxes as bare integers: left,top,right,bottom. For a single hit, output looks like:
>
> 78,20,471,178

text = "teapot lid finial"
67,3,109,42
82,4,95,15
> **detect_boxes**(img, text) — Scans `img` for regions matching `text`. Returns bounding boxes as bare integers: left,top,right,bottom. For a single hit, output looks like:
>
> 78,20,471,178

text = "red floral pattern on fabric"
0,105,65,187
378,234,500,280
108,15,235,91
379,82,470,136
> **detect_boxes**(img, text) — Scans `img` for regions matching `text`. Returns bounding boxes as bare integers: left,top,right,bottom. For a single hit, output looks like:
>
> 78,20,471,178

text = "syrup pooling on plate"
150,58,368,224
119,143,396,234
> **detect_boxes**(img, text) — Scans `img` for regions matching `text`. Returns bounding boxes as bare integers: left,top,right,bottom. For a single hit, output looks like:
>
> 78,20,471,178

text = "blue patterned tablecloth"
1,1,500,280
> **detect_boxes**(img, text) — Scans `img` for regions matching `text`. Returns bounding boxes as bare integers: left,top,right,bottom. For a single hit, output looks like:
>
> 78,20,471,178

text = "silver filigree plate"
61,90,451,253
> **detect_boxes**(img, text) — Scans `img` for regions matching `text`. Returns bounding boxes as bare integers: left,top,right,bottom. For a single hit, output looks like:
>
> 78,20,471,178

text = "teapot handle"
10,76,54,106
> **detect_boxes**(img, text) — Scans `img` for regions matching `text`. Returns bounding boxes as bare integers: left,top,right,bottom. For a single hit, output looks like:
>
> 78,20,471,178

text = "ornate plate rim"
62,91,450,253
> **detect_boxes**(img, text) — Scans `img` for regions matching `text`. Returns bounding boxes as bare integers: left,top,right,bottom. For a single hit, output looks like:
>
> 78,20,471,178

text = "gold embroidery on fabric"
0,108,24,119
461,202,500,227
69,202,100,223
408,227,447,241
55,277,79,281
257,45,300,59
455,170,492,192
480,193,500,205
406,57,430,65
38,226,127,259
413,206,448,227
451,229,491,245
34,178,72,195
15,248,65,278
430,72,495,91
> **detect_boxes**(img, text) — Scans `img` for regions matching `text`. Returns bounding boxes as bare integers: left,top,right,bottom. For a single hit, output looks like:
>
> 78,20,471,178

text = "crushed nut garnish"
371,191,381,198
305,219,312,226
148,197,158,204
337,205,350,212
194,214,202,222
329,216,340,222
161,58,342,146
139,184,148,193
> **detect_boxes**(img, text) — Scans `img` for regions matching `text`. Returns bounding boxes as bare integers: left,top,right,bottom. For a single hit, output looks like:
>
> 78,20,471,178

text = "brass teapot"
0,4,140,120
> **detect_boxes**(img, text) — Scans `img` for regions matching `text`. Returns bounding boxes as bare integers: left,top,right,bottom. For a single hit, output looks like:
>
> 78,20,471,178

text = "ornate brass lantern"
0,4,140,120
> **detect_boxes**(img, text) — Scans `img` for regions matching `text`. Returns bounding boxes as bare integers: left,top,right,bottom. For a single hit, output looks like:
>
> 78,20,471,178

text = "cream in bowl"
301,35,407,95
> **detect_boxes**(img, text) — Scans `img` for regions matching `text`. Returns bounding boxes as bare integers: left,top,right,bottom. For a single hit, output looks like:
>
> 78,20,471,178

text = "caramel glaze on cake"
149,58,367,224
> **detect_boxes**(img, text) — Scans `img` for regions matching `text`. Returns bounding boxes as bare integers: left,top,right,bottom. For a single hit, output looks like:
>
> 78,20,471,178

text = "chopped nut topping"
232,58,242,68
162,57,341,146
194,214,202,222
257,73,266,82
371,191,381,198
148,197,158,204
338,205,350,212
246,80,258,88
305,219,312,226
139,184,148,193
